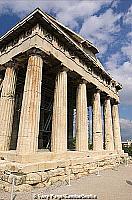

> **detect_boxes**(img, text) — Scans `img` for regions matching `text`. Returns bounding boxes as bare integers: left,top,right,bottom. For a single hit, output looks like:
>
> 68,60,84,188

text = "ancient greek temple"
0,9,125,185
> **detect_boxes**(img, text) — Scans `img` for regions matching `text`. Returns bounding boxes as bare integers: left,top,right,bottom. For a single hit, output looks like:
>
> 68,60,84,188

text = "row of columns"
0,54,122,154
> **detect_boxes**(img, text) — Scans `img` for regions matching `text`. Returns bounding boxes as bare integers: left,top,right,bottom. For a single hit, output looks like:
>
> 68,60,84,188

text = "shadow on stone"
126,180,132,185
11,194,17,200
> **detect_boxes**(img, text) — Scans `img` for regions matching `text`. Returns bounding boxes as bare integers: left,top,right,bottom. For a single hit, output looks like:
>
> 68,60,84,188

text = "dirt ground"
0,164,132,200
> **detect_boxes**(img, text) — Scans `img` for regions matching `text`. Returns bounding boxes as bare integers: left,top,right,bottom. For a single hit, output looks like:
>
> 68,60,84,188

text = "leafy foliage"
123,145,132,156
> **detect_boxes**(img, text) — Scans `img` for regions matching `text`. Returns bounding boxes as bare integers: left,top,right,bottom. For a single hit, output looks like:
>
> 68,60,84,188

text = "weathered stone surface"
48,168,65,177
26,173,42,185
72,165,84,174
57,160,71,168
76,81,88,151
0,155,128,191
75,171,88,178
17,55,43,154
0,181,11,192
0,65,17,151
15,184,32,192
51,70,67,153
93,90,103,151
58,175,67,181
44,179,52,187
104,97,114,151
37,171,48,182
1,174,9,182
7,174,26,186
112,103,122,151
38,162,58,171
70,157,90,166
50,176,60,184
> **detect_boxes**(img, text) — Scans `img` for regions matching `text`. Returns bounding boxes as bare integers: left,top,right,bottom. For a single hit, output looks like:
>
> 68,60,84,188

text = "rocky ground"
0,163,132,200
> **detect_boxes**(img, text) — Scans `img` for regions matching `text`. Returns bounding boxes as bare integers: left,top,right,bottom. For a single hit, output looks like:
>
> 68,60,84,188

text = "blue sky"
0,0,131,141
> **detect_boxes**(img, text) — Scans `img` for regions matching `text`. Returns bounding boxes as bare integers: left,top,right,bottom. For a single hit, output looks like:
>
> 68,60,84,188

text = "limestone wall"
0,154,128,192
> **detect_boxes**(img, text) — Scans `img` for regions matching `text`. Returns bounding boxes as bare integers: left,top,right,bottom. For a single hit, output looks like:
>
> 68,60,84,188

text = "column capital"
60,65,69,73
76,77,87,85
92,87,101,96
92,88,101,103
81,78,87,85
5,60,14,68
5,60,17,69
112,99,120,106
27,48,43,59
95,88,101,93
28,53,43,60
105,95,111,101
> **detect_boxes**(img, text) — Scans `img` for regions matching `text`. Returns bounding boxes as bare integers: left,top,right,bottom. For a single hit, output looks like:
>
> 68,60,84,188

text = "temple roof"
0,8,122,90
0,8,99,54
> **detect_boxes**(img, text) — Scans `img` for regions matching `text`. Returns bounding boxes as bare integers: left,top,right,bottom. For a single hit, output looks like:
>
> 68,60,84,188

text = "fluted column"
76,81,88,151
112,103,122,151
92,90,103,151
17,55,43,154
104,97,114,151
0,64,17,151
51,69,67,152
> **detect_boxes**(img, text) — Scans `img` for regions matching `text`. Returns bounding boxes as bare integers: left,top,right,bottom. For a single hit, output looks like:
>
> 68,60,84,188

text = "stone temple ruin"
0,8,127,188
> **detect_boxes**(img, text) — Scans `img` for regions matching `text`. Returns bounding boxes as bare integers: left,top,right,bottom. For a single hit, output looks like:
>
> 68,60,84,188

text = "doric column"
92,89,103,151
51,69,67,152
112,102,122,151
17,55,43,154
76,80,88,151
0,64,17,151
104,96,114,151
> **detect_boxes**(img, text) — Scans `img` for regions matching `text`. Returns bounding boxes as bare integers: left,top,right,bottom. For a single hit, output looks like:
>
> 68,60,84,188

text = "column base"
0,150,119,164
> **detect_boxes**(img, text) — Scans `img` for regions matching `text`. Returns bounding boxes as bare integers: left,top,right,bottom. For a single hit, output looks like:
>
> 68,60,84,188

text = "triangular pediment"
0,8,98,55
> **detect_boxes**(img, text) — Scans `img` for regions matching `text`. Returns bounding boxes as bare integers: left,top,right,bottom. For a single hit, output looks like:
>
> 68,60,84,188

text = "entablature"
0,8,121,94
0,22,121,94
0,31,119,102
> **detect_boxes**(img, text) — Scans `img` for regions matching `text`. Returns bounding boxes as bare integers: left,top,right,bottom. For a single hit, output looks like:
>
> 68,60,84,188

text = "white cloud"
123,5,132,25
79,8,122,54
106,53,132,105
111,0,120,8
0,0,122,55
55,0,112,30
0,0,131,140
105,4,132,106
121,43,132,62
120,118,132,140
0,0,74,17
0,0,131,106
0,0,120,55
0,0,114,30
104,52,122,70
127,31,132,39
